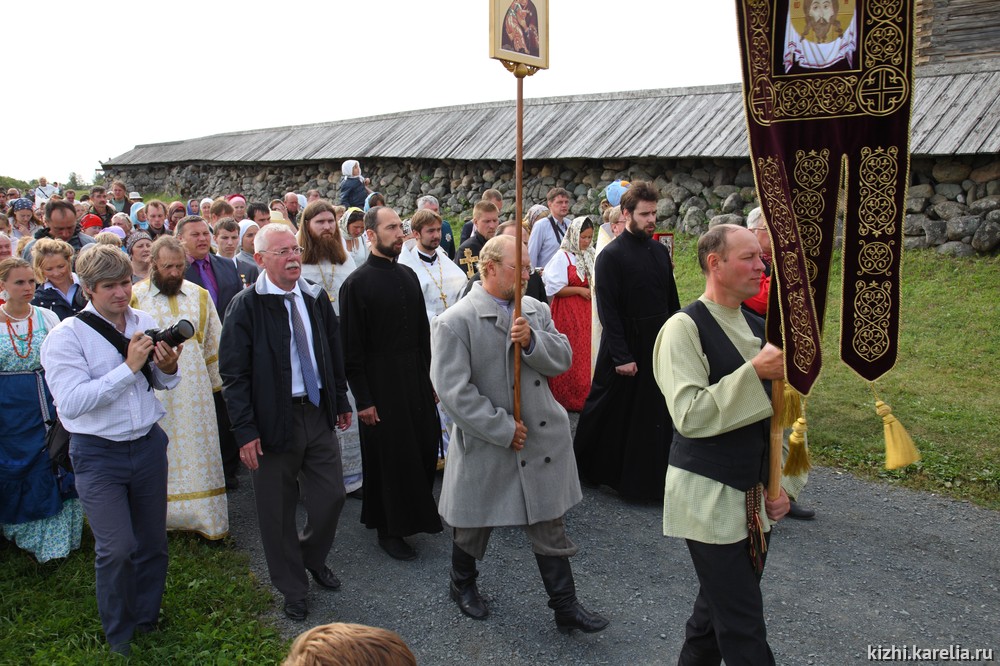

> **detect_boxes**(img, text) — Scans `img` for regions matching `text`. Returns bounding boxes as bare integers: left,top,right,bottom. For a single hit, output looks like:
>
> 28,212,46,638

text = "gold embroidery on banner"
858,146,899,237
791,150,830,295
741,0,911,125
857,240,894,276
755,156,817,374
853,280,893,361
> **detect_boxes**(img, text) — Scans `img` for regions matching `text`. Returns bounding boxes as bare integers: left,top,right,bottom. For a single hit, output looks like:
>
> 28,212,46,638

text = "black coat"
31,285,87,320
184,252,244,323
219,276,351,453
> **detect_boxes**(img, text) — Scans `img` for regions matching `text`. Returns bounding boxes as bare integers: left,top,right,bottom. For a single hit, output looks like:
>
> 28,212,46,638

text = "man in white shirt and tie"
219,224,353,623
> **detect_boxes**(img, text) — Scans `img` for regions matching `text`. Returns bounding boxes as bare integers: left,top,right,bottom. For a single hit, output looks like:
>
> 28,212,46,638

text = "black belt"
291,395,312,405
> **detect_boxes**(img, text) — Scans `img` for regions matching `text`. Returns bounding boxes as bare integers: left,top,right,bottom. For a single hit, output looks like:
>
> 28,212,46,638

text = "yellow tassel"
776,383,802,429
783,416,812,477
875,400,921,470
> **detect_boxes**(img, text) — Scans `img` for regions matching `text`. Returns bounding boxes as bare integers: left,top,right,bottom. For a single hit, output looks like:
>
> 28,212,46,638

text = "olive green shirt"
653,296,774,544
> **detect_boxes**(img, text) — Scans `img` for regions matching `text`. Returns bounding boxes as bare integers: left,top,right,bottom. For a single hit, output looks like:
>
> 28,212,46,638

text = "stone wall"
104,154,1000,255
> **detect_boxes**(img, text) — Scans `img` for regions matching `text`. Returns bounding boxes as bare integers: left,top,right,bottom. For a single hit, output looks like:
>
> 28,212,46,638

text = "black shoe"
787,500,816,520
536,554,609,634
225,476,239,491
554,602,610,634
347,488,364,500
450,579,489,619
307,566,342,590
135,615,166,634
378,536,417,561
283,599,308,621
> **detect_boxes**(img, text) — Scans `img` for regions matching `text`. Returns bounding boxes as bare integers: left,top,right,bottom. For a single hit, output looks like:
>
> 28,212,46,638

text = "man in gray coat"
430,234,608,635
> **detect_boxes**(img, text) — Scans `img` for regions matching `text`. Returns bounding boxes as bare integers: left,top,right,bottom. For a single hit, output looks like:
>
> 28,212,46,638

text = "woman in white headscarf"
339,160,371,209
338,207,369,267
236,220,258,264
542,215,596,412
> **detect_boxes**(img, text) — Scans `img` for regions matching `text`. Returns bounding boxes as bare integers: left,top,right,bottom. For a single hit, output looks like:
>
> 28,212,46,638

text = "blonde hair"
95,232,123,248
31,237,74,282
282,623,416,666
75,244,133,290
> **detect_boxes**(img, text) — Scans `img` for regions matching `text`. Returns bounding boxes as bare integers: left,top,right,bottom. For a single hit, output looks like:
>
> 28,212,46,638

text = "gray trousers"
251,402,345,602
454,515,578,561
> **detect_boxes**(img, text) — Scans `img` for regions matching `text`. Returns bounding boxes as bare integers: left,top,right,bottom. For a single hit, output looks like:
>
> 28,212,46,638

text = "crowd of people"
2,165,810,663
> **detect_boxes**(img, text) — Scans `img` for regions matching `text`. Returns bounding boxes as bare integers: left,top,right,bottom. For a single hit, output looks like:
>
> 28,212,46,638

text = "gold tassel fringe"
783,416,812,477
775,383,802,429
869,386,921,470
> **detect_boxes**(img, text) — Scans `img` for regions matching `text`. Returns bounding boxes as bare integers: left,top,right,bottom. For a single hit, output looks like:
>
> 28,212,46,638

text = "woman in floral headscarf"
542,215,596,412
339,207,369,267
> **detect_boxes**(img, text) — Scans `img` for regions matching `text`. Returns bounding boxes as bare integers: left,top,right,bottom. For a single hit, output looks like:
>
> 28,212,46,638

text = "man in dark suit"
219,224,353,622
175,215,245,323
176,214,247,487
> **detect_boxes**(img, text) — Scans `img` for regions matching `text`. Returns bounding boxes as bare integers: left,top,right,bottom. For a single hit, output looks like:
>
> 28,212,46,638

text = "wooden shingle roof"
105,58,1000,167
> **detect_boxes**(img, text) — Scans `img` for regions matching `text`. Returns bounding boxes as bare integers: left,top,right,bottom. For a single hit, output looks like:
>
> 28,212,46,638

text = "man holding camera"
41,245,183,657
131,236,228,540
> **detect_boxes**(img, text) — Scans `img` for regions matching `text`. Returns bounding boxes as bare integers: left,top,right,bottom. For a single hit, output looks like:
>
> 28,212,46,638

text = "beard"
151,264,184,296
307,231,342,263
375,237,401,258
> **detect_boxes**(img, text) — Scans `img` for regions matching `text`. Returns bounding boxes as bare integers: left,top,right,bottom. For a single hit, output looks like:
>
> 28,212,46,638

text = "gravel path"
227,413,999,665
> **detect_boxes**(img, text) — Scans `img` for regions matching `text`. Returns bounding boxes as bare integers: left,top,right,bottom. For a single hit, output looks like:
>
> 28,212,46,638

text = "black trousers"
213,391,239,481
678,534,774,666
250,402,345,602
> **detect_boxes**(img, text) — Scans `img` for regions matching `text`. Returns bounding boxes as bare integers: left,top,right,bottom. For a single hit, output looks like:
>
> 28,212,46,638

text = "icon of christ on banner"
783,0,858,73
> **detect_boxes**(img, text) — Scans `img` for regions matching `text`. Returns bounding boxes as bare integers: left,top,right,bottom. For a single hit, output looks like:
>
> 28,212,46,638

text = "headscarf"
363,192,383,213
130,202,147,230
238,220,259,249
126,230,152,255
104,225,127,240
338,207,367,241
297,193,308,213
341,160,361,179
604,180,631,207
187,199,200,215
227,194,246,205
524,204,549,231
167,201,187,224
200,197,214,207
11,197,33,212
559,215,596,286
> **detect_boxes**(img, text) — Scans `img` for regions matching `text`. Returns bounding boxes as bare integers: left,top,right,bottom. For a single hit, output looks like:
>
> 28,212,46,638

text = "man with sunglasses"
220,224,353,622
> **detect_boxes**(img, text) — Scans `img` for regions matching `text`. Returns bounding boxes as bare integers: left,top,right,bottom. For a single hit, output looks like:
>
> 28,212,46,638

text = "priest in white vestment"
130,236,228,539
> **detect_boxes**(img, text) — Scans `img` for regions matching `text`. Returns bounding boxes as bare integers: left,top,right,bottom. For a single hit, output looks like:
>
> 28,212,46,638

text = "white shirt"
299,254,357,317
528,215,569,270
40,302,181,442
542,250,577,298
260,273,323,395
43,273,81,305
397,243,468,322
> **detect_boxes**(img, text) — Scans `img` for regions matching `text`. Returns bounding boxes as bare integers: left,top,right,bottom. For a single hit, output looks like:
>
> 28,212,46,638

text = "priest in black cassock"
454,201,499,279
339,206,443,560
573,182,681,502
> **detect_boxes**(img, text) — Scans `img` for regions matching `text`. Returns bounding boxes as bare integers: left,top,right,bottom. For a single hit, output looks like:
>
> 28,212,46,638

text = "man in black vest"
653,224,790,665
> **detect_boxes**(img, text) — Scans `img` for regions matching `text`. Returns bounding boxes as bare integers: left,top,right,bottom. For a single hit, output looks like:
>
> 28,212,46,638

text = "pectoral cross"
459,248,478,278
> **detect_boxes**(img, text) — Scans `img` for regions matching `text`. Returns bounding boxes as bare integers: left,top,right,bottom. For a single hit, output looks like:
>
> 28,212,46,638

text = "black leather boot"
535,553,609,634
450,543,488,620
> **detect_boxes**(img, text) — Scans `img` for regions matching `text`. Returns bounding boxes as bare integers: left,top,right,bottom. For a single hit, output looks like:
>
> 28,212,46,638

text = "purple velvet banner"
736,0,914,394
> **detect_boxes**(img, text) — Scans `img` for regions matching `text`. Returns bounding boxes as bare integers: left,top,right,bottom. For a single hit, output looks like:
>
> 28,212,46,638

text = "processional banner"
735,0,915,394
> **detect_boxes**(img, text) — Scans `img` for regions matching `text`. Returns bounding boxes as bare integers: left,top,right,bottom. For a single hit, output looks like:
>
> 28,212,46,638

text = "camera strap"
76,311,154,391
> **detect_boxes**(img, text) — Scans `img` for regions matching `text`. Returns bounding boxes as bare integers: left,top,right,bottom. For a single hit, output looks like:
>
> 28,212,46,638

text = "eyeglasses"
262,246,304,257
503,263,536,276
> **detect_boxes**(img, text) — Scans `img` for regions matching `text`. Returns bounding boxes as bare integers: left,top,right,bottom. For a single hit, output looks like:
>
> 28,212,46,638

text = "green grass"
671,234,1000,509
0,531,289,663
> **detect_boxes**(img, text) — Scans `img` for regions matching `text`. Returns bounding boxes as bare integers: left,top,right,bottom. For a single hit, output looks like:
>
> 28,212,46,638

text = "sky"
4,0,742,185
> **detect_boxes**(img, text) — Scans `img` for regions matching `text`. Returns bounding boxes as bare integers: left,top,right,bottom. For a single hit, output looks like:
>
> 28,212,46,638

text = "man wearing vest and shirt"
653,224,790,666
528,187,571,271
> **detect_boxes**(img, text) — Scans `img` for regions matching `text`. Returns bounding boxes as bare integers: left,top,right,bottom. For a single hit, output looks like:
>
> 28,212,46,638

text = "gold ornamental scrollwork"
858,146,899,237
857,240,895,276
852,280,893,362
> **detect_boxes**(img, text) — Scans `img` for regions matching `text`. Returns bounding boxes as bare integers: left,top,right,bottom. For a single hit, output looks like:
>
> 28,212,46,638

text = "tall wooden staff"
490,0,548,421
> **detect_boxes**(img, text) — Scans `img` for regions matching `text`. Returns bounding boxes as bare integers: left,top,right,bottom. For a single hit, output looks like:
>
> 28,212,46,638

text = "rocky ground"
227,415,999,665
